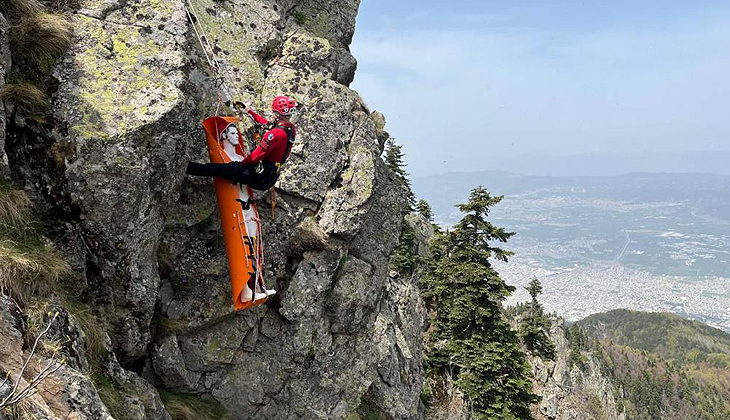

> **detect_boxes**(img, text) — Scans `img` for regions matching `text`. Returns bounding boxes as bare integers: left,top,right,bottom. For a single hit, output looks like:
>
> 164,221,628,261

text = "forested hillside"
566,310,730,420
577,309,730,366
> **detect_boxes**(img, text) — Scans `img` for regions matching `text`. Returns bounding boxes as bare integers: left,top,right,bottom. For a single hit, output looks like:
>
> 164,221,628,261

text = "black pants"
186,161,278,191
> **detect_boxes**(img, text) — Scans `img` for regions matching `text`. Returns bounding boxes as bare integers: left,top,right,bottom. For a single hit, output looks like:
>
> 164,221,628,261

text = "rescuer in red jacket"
186,96,297,190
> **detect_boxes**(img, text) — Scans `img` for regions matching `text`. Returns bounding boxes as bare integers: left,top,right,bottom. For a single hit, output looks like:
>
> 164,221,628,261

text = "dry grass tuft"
0,188,32,227
0,240,70,305
63,297,108,366
11,13,72,68
0,188,106,376
0,0,46,18
161,391,229,420
0,83,48,115
1,399,39,420
165,401,203,420
162,317,190,336
287,216,328,255
0,188,70,306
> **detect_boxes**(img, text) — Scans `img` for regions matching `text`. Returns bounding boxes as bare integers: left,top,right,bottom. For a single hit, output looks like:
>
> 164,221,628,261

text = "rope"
184,0,235,108
270,188,276,218
253,202,265,289
186,0,270,299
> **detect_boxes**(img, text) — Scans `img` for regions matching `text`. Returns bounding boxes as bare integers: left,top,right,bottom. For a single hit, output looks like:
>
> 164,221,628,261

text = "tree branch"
0,312,65,409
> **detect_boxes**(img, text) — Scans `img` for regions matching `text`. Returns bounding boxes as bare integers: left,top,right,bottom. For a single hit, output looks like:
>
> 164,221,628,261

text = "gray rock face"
0,0,430,419
290,0,362,47
52,0,199,361
0,296,115,420
155,87,416,418
147,0,427,417
530,318,626,420
0,12,10,176
368,270,428,420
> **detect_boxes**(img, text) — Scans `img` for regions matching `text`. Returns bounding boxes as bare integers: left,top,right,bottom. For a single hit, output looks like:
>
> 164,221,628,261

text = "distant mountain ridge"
412,170,730,225
414,170,730,194
412,151,730,177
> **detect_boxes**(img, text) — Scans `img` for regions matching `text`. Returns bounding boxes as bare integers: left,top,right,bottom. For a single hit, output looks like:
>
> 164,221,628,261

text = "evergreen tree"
519,278,556,360
566,324,589,368
384,139,415,209
415,199,434,222
390,220,419,277
423,186,540,420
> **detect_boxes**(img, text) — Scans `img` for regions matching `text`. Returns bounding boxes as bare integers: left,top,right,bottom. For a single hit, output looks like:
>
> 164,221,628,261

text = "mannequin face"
222,125,239,146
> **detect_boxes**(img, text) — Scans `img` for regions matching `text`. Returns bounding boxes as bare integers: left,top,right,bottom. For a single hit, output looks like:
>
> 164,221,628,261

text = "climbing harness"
276,124,296,168
269,124,295,217
248,122,294,218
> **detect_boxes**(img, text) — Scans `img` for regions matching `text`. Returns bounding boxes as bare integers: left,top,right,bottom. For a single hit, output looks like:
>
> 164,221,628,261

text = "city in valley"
496,257,730,332
414,171,730,331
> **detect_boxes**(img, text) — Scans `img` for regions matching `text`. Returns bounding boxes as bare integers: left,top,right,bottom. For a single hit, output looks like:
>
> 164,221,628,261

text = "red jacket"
243,109,296,165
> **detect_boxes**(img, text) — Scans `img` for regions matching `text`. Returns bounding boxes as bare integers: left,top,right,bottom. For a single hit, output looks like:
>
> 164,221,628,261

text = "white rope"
187,0,270,301
183,3,215,69
184,0,235,107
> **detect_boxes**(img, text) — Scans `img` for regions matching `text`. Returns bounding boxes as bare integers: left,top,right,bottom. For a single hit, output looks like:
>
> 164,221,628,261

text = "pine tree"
390,220,419,277
415,199,434,222
384,139,415,210
519,278,556,360
384,139,406,179
566,324,589,368
423,186,540,420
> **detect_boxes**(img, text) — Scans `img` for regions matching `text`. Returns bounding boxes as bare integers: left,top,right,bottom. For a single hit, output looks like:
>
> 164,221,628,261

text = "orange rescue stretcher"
201,116,268,311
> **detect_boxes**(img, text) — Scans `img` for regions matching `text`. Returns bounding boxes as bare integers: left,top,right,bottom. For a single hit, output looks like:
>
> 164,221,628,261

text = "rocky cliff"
531,312,730,420
0,1,427,419
420,316,627,420
529,318,626,420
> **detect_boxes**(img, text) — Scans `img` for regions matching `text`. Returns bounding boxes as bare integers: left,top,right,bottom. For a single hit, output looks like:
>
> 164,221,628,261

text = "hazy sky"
350,0,730,175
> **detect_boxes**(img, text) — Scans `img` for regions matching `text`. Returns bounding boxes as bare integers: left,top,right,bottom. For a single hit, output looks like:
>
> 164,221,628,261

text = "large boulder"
51,0,198,361
289,0,362,48
152,3,422,416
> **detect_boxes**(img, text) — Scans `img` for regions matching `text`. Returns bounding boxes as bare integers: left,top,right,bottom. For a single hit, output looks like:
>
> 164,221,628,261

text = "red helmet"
271,95,297,115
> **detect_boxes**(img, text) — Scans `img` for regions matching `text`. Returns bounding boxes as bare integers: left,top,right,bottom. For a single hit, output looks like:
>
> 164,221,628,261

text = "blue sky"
350,1,730,175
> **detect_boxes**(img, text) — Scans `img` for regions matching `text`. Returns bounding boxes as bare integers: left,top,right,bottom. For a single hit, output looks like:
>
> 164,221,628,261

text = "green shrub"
293,11,306,25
